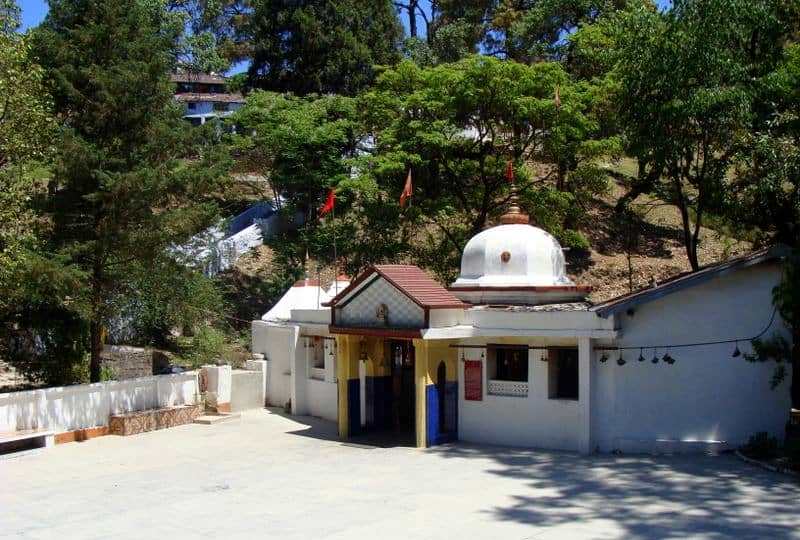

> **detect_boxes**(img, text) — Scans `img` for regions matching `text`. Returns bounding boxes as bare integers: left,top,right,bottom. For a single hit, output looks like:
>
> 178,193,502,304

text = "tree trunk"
792,324,800,409
89,319,102,383
408,0,418,38
675,183,700,271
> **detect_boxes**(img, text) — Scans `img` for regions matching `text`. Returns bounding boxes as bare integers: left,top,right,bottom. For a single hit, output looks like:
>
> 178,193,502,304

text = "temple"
252,177,791,454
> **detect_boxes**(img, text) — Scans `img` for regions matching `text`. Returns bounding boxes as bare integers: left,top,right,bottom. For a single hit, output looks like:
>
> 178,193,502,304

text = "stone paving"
2,408,799,540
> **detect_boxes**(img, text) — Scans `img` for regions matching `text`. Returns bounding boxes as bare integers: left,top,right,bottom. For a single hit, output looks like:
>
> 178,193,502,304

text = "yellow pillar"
413,338,430,448
336,335,360,439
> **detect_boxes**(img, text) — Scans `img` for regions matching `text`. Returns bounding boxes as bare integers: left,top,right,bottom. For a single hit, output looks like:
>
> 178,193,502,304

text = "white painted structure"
252,197,792,454
0,372,198,434
252,278,339,421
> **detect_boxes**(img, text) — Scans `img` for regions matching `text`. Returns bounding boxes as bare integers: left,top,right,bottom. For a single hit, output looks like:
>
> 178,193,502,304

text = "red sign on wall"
464,360,482,401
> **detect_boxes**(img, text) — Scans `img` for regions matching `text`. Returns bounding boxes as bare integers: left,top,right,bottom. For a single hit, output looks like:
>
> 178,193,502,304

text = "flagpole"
332,192,338,292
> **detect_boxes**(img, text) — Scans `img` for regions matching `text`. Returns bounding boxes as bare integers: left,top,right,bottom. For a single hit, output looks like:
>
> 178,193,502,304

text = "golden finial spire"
499,160,530,225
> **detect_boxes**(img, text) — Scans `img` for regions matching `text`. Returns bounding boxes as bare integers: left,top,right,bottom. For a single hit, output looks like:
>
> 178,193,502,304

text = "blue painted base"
364,376,393,430
426,382,458,446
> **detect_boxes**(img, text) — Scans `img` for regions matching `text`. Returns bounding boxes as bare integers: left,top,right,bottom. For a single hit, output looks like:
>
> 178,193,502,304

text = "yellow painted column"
336,335,360,439
413,339,429,448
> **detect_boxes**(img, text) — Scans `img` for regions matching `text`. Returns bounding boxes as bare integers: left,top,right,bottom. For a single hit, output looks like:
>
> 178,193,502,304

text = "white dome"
452,224,573,288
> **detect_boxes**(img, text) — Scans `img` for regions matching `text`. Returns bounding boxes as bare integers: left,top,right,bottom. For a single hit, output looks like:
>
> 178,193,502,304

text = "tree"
0,0,55,316
730,44,800,406
245,0,403,95
231,91,360,216
358,56,617,280
610,0,791,270
434,0,630,63
34,0,231,382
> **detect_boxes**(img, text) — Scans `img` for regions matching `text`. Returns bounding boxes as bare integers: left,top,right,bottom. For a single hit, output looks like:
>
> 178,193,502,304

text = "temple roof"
326,265,465,309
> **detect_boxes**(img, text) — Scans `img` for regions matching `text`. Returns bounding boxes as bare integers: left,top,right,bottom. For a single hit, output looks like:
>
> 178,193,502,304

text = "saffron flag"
319,189,335,217
505,160,514,182
400,169,413,208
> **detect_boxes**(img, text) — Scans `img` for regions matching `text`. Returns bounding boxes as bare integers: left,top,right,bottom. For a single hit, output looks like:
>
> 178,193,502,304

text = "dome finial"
499,159,530,225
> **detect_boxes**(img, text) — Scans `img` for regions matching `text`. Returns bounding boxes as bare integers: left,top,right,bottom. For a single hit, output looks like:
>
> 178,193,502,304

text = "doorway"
389,340,416,436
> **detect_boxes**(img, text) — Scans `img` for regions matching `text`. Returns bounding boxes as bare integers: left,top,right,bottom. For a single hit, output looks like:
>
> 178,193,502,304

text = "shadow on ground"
432,443,799,539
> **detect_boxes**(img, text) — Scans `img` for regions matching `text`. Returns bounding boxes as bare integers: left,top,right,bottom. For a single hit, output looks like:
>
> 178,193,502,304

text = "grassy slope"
229,163,751,309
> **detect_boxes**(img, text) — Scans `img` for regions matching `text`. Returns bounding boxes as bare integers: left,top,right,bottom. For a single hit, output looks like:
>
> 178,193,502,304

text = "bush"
742,432,780,460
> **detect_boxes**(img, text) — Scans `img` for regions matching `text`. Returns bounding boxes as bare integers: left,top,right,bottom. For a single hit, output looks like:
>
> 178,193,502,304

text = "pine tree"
246,0,403,95
34,0,230,382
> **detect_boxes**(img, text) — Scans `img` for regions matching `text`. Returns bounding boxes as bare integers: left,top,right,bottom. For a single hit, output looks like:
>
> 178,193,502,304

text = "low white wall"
458,347,582,451
0,372,198,433
231,370,266,412
593,263,792,453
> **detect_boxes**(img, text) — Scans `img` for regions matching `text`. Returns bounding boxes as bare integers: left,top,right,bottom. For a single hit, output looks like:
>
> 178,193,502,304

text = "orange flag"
505,160,514,183
400,169,413,208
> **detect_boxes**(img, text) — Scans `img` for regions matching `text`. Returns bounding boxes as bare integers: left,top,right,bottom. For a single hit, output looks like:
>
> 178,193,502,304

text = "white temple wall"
251,321,296,408
457,340,583,451
306,378,338,422
593,263,791,453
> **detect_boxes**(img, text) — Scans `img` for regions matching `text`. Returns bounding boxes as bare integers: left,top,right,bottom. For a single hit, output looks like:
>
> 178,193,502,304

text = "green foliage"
608,0,793,269
113,257,225,346
0,6,55,266
231,91,359,217
742,431,780,460
357,56,614,278
0,0,20,33
179,325,227,368
33,0,231,381
246,0,403,95
435,0,631,62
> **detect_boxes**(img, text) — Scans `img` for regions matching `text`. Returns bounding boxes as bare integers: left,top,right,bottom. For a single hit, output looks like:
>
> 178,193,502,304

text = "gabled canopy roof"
326,265,465,310
591,246,788,318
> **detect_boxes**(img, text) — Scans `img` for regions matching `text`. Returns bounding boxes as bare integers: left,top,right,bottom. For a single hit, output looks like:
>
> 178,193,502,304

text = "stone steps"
193,413,241,425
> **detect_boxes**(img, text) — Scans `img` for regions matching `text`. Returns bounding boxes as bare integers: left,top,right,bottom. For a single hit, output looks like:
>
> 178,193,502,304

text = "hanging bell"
651,351,659,364
638,349,645,362
732,342,741,358
600,352,609,363
616,352,626,366
663,352,675,365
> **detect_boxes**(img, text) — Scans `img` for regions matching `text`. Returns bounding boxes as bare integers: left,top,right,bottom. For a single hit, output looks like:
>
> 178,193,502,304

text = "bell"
651,352,659,364
617,354,626,366
663,352,675,365
600,352,609,363
732,343,741,358
638,349,645,362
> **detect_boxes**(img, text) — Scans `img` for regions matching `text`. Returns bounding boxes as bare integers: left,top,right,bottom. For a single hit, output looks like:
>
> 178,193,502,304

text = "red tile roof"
327,265,465,309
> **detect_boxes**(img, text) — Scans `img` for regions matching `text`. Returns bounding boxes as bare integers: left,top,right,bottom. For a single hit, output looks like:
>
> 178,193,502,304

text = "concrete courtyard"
2,409,799,540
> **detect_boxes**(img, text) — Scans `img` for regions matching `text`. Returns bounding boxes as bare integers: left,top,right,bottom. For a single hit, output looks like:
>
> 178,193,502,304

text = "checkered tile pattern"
340,277,424,328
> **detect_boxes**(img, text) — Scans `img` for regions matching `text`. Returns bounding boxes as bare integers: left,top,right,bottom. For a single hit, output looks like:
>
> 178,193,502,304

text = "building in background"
171,72,245,126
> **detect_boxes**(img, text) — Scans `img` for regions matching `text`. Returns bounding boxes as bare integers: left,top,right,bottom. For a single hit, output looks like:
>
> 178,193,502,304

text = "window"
187,102,196,111
307,337,326,380
213,101,229,112
487,345,528,398
549,348,579,400
310,337,325,369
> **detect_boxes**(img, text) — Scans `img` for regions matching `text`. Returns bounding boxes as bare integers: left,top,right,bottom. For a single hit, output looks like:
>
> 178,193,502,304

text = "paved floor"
2,409,799,540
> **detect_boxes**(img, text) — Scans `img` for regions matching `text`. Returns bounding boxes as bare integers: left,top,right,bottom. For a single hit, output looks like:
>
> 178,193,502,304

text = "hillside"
227,170,752,318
